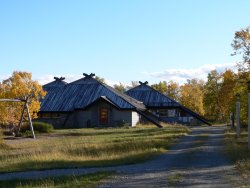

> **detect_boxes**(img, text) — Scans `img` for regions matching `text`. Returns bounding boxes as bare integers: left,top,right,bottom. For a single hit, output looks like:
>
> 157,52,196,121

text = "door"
99,108,109,125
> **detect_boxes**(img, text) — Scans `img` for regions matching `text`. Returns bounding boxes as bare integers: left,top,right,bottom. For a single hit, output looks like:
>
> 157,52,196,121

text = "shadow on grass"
0,171,112,188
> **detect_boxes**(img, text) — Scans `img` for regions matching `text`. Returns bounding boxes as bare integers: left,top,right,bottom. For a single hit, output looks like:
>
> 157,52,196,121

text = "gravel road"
99,126,248,188
0,126,248,187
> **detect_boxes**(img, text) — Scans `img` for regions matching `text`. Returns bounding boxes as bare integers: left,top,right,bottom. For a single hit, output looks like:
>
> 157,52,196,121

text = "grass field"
0,124,189,173
0,172,112,188
224,128,250,179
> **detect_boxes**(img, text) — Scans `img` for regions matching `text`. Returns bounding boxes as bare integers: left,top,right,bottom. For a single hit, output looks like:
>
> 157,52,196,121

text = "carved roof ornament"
139,81,148,85
54,77,65,81
83,73,95,78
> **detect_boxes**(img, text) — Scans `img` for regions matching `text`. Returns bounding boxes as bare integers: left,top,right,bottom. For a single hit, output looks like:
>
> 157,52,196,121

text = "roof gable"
43,77,68,92
126,84,180,107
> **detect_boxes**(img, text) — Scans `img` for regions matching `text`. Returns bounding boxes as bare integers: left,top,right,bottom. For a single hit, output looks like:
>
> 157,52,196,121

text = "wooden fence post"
236,94,241,138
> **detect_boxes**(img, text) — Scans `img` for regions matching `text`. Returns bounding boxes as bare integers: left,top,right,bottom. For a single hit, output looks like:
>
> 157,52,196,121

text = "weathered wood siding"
61,99,135,128
113,109,132,126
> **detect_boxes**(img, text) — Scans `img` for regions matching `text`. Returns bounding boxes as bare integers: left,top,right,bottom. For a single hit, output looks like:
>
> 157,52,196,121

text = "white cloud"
33,63,238,86
146,63,237,84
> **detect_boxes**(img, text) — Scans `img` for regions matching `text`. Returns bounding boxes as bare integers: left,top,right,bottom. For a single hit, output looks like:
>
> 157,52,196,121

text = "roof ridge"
64,74,146,110
43,79,68,87
98,80,145,110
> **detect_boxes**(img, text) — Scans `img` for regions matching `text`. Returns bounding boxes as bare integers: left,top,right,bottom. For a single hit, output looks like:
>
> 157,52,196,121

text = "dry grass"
224,128,250,179
0,124,190,173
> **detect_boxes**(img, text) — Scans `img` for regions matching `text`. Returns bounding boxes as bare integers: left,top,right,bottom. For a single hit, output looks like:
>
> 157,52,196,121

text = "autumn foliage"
0,71,46,126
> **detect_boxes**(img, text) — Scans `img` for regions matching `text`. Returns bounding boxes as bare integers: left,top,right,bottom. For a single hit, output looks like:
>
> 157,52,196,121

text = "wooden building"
125,81,210,126
39,74,162,128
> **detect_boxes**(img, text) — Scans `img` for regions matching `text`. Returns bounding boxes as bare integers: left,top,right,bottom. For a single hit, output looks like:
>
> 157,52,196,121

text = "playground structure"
0,97,35,139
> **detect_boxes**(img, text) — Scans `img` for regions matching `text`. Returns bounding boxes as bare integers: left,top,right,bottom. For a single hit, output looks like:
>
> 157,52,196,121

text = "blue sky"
0,0,249,85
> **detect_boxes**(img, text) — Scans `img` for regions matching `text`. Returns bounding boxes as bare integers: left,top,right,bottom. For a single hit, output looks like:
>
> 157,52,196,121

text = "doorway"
99,108,109,125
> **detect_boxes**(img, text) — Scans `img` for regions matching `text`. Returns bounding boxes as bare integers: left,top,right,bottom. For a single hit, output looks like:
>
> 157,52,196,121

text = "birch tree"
0,71,46,126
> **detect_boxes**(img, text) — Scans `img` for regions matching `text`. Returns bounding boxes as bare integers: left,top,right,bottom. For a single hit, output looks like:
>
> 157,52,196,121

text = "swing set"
0,97,35,139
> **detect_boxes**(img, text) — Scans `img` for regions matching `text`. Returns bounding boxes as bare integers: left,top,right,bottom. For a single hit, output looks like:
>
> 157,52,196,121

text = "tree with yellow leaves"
180,79,205,115
232,26,250,72
151,80,180,101
231,26,250,126
0,71,46,126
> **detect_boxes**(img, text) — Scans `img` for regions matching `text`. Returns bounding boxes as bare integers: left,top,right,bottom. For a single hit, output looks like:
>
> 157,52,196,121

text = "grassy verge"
0,172,112,188
0,124,189,173
224,128,250,179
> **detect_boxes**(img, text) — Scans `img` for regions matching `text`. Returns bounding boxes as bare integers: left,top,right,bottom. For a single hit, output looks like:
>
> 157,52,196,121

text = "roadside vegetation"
20,122,54,134
0,172,111,188
224,128,250,179
0,124,189,173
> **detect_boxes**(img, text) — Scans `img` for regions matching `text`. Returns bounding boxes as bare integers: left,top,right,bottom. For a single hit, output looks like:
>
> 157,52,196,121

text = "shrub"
20,122,54,133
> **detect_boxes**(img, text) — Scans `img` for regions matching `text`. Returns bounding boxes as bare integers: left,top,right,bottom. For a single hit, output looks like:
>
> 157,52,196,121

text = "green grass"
0,124,190,173
0,172,112,188
224,128,250,179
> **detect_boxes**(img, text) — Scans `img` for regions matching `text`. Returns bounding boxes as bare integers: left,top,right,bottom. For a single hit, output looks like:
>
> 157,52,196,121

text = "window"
167,110,176,117
158,109,168,117
99,108,109,125
157,109,176,117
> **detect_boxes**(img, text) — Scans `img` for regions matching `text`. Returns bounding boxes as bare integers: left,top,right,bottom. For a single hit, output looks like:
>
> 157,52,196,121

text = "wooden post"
230,112,234,128
26,102,35,139
17,102,26,135
248,91,250,149
236,94,241,137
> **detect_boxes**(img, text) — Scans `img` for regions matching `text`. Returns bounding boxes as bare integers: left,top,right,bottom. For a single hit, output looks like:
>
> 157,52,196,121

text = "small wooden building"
125,81,210,126
39,74,162,128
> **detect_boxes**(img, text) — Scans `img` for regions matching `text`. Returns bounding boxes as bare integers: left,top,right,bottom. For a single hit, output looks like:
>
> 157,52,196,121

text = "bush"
20,122,53,133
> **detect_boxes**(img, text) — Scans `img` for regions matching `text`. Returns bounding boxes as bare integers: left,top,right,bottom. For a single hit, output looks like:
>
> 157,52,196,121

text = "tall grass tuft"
224,128,250,178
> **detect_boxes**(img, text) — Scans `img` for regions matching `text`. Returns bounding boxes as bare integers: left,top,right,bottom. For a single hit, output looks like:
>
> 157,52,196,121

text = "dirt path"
99,126,247,187
0,126,248,187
